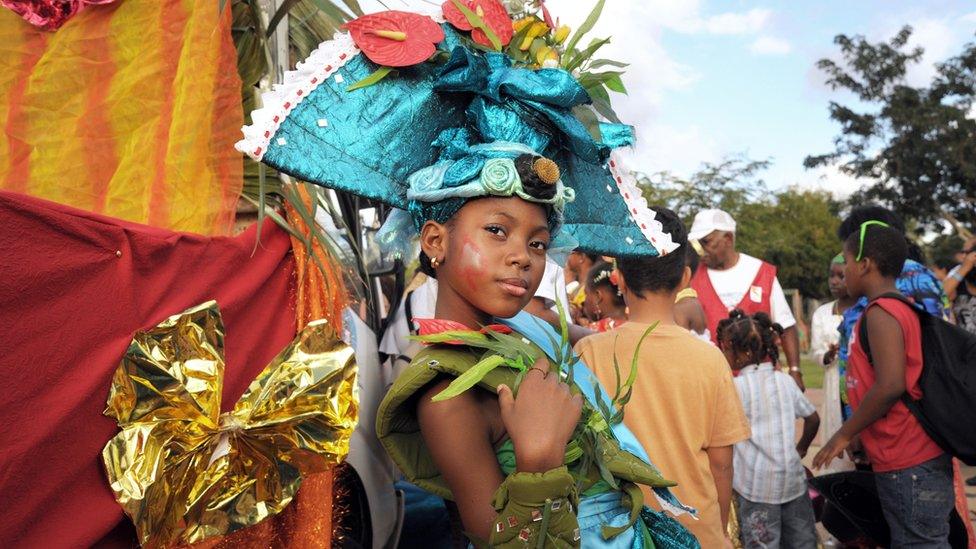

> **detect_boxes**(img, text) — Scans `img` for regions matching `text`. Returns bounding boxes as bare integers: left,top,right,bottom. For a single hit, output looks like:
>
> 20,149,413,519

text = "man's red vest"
691,258,777,344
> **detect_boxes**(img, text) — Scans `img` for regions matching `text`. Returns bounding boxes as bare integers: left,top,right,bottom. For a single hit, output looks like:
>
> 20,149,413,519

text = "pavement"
801,388,976,541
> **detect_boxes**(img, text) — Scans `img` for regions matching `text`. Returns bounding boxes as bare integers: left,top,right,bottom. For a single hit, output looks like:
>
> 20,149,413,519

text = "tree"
805,26,976,237
639,156,842,298
925,233,965,271
638,154,772,221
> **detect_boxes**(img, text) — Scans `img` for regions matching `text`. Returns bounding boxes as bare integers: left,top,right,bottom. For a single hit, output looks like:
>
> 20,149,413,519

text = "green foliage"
450,0,502,51
638,155,842,298
806,26,976,235
431,355,508,401
347,66,394,91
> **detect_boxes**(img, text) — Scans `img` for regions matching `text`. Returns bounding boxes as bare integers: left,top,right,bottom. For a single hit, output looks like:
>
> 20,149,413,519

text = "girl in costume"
808,254,856,472
374,140,696,548
585,261,627,332
237,5,695,547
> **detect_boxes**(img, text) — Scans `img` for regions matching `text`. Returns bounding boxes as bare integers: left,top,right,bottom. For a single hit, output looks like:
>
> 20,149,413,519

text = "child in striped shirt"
717,310,821,549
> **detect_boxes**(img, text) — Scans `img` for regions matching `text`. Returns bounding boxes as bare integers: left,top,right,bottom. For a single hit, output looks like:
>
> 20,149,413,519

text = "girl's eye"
485,225,506,237
530,240,549,251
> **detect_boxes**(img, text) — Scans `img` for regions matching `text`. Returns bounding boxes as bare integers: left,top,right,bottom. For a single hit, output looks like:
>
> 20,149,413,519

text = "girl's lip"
498,280,528,297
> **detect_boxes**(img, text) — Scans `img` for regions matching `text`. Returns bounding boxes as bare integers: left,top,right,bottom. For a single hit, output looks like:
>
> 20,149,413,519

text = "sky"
360,0,976,197
551,0,976,197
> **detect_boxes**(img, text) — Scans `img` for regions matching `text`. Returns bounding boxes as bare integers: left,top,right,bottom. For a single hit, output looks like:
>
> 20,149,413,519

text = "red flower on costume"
344,11,444,67
1,0,116,31
414,318,513,343
538,0,555,29
441,0,513,48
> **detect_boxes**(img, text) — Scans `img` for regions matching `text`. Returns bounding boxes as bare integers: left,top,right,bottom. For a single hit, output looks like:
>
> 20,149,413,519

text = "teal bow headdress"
237,25,677,258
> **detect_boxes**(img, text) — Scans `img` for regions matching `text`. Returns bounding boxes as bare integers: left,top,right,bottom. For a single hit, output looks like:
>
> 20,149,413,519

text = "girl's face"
425,197,550,321
828,262,847,299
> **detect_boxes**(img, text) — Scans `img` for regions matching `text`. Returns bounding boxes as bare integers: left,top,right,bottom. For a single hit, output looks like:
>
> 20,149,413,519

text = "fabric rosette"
101,301,357,548
479,157,519,195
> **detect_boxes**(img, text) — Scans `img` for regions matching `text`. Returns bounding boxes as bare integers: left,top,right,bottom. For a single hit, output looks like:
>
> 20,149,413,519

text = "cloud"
555,1,701,172
697,8,772,35
643,2,772,35
621,123,721,177
794,165,873,199
962,12,976,23
750,36,792,55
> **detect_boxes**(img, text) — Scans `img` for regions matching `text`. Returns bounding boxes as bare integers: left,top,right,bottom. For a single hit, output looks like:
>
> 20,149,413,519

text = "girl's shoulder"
375,344,517,499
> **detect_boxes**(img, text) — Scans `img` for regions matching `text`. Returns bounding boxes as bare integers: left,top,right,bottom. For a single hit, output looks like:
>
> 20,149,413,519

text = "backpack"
858,292,976,465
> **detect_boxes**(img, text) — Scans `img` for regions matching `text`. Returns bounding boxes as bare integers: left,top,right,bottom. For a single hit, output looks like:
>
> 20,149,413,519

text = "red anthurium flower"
442,0,513,48
344,10,444,67
539,0,555,29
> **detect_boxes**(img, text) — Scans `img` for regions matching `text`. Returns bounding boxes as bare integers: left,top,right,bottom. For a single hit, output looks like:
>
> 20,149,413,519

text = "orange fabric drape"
191,190,353,549
286,184,350,335
0,0,242,235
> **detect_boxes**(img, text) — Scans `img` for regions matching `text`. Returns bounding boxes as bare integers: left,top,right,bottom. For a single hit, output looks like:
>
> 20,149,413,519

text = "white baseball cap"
688,209,736,241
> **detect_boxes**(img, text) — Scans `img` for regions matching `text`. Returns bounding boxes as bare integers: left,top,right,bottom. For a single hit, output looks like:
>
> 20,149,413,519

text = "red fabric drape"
0,190,297,547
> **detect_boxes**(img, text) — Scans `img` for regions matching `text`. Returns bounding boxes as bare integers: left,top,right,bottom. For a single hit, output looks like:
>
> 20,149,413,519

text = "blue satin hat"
237,27,678,258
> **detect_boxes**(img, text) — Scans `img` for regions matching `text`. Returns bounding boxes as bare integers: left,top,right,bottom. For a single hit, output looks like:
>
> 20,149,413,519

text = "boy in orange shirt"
576,207,751,548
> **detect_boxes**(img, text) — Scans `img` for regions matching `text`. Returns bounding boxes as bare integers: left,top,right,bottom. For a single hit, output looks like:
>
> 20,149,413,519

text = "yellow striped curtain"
0,0,243,235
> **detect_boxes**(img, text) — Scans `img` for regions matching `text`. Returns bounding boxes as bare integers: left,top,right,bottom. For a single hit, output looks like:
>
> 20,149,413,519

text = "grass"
799,356,824,390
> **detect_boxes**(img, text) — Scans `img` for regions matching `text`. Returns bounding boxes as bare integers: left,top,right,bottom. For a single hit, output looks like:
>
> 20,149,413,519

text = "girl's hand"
823,343,839,365
812,431,851,470
497,358,583,473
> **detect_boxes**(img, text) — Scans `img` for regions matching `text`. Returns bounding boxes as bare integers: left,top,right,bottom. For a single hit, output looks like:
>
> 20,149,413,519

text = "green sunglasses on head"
856,220,890,261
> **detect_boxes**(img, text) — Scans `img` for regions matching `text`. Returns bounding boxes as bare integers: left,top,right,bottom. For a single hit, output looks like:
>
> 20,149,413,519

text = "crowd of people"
379,203,974,548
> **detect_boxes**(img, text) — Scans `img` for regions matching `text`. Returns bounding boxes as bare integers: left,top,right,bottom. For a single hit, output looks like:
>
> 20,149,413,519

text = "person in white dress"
808,254,857,472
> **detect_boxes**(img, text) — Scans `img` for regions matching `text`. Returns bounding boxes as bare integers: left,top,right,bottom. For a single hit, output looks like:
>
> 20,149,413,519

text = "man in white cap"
688,208,804,389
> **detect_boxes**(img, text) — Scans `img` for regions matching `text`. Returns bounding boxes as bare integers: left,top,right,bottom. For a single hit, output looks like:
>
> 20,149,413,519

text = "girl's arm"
796,411,820,458
813,306,906,468
418,359,583,546
418,380,506,540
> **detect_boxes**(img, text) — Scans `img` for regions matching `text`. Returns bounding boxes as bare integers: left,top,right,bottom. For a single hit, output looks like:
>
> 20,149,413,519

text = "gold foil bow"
102,301,357,548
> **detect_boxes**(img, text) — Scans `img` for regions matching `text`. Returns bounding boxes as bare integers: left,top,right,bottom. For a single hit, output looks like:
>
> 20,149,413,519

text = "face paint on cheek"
458,240,485,293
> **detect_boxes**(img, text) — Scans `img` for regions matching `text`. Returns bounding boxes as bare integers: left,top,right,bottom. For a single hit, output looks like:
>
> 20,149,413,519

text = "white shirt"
535,258,572,316
378,278,438,382
809,301,851,471
706,253,796,329
732,363,816,504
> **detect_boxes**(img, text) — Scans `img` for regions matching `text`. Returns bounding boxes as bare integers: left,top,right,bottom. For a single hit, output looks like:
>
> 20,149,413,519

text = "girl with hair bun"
584,261,627,331
717,310,821,549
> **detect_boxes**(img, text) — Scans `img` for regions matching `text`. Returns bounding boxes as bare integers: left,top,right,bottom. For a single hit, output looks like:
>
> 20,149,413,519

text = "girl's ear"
679,265,692,290
420,220,448,262
856,256,873,277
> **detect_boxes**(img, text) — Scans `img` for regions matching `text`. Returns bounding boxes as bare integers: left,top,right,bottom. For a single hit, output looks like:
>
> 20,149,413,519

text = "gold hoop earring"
431,256,441,268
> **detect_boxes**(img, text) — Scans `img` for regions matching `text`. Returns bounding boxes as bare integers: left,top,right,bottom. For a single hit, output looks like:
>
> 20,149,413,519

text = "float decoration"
102,301,357,548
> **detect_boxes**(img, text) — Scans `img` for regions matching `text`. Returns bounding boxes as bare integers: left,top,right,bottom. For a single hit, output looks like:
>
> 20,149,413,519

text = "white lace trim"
236,32,360,161
607,152,679,255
